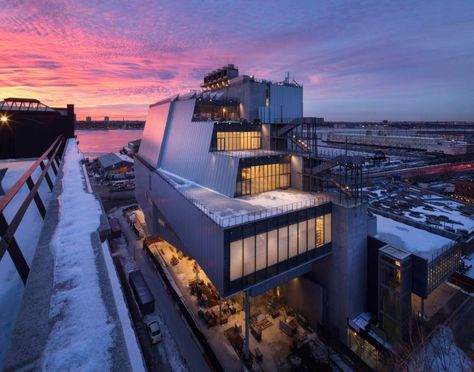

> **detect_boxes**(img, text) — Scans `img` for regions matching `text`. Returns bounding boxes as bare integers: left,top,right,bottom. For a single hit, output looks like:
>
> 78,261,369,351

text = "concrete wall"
280,276,324,330
290,155,303,190
261,124,271,150
309,202,368,342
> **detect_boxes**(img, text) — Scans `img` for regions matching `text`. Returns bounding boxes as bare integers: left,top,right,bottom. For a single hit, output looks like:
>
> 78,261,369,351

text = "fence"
0,136,64,283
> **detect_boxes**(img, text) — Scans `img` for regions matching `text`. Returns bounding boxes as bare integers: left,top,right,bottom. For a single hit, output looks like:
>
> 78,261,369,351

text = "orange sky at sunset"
1,1,473,121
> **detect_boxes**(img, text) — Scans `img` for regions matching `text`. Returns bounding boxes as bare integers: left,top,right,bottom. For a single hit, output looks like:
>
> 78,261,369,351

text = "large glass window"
289,224,298,258
298,220,307,254
230,240,242,281
316,216,324,247
243,236,255,276
256,233,267,271
278,227,288,262
229,213,332,281
308,218,316,250
324,214,331,244
216,131,261,151
240,162,290,195
267,230,278,266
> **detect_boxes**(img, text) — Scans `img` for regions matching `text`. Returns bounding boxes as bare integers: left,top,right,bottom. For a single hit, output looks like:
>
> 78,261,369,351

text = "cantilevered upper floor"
135,85,336,297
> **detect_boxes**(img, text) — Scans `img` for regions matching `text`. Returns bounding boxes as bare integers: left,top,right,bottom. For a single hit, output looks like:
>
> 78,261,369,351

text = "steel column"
245,289,250,360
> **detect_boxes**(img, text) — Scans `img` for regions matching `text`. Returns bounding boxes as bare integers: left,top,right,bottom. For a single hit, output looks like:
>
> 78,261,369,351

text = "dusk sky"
1,1,473,121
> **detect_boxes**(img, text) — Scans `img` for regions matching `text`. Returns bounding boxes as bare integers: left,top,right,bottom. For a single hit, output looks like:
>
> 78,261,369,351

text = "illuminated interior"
216,131,261,151
230,213,332,281
238,162,290,195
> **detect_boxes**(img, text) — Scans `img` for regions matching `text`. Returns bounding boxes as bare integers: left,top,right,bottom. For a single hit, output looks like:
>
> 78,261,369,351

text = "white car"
147,320,162,344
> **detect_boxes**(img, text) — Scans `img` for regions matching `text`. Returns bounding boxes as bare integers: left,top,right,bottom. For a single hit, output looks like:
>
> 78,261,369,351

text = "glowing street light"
0,115,8,124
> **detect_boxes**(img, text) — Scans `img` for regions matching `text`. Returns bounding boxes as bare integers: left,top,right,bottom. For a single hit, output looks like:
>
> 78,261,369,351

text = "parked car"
128,270,155,315
146,320,162,344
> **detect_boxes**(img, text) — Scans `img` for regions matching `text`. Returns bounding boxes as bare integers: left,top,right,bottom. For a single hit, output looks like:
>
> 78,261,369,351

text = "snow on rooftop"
41,140,113,370
375,214,455,261
158,168,328,227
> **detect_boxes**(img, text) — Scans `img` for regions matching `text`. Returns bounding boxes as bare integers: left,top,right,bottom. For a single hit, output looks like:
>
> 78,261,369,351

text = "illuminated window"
307,218,316,250
215,131,261,151
316,216,324,247
256,233,267,271
230,240,243,281
278,227,288,262
228,212,332,282
289,224,298,258
240,161,290,196
324,213,331,244
243,236,255,276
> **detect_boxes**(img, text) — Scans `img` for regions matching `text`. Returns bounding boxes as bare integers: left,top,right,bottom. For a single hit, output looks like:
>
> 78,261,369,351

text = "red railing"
0,136,64,283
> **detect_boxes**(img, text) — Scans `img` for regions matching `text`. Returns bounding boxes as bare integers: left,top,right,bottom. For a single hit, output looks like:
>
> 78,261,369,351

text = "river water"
76,129,143,157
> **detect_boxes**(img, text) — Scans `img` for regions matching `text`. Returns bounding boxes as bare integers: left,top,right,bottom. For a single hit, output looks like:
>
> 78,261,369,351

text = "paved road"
118,213,210,372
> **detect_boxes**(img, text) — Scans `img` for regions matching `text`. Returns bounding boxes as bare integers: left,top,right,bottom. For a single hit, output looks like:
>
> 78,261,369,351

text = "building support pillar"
245,289,250,361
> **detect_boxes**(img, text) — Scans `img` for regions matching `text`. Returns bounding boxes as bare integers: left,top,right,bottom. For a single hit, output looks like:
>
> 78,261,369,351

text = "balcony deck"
158,168,331,227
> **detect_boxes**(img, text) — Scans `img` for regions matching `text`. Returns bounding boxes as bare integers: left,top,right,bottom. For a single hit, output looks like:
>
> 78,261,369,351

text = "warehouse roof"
98,153,133,170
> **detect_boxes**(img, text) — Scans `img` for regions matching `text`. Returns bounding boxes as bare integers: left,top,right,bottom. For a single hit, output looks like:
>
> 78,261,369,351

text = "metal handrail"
0,135,64,283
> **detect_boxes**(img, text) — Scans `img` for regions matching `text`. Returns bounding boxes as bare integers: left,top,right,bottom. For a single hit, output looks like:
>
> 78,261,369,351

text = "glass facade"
378,253,412,342
216,131,261,151
427,247,461,293
239,162,290,195
229,213,331,281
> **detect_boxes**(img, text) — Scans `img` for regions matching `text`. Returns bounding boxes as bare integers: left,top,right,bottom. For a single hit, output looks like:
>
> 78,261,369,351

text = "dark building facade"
0,98,75,159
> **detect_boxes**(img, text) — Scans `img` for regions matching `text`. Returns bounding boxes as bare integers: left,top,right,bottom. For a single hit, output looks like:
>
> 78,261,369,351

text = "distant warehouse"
0,97,75,159
97,152,133,176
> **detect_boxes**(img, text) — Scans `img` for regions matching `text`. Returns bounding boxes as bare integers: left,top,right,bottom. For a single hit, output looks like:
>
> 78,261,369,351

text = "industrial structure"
135,65,370,364
327,131,474,155
0,98,75,159
97,152,134,176
135,65,471,368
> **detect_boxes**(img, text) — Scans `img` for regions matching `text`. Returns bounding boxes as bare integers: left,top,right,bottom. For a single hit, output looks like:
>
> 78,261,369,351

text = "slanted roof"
98,153,133,170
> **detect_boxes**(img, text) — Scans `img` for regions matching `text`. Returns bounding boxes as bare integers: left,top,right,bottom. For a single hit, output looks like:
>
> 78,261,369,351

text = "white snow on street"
41,140,114,370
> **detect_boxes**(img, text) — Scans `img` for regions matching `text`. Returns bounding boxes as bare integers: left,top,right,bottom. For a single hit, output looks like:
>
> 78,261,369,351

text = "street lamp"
0,115,8,124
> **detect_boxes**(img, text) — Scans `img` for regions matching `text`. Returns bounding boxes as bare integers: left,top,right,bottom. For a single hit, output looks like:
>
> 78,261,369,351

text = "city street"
111,208,211,372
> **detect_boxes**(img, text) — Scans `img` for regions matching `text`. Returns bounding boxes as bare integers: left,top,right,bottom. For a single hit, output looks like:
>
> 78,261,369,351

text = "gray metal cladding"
158,99,239,197
269,84,303,123
138,102,172,168
148,168,225,294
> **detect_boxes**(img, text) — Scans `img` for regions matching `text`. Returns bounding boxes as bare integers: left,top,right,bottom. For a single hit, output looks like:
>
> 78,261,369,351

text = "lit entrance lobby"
146,238,335,371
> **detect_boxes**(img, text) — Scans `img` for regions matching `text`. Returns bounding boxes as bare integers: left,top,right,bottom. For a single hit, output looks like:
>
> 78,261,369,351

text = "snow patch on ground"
411,326,472,372
41,140,114,370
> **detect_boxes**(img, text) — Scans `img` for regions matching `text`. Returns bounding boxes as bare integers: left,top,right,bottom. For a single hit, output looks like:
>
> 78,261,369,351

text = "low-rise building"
97,152,133,176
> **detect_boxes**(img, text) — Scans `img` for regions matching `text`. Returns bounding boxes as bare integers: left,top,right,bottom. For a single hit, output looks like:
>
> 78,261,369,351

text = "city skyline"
1,1,474,121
